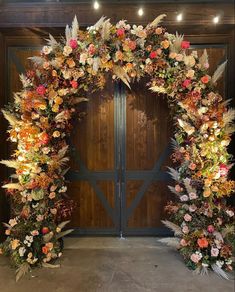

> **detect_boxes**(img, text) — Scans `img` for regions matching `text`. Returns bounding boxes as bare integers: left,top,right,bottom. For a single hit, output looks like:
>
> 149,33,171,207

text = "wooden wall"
0,1,234,238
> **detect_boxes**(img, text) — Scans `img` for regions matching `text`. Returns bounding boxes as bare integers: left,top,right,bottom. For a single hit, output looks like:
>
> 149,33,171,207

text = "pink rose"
189,204,197,212
175,184,181,192
207,225,215,233
181,41,190,49
88,44,96,55
180,239,188,247
70,80,78,89
69,39,78,49
219,164,229,177
211,247,219,257
190,253,202,263
36,85,46,96
184,214,192,222
117,28,125,37
182,79,191,88
182,225,189,234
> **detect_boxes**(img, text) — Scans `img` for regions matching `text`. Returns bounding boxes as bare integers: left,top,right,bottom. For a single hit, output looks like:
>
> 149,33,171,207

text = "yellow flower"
66,58,76,68
52,104,59,113
203,188,211,198
5,229,11,235
11,239,20,250
52,131,60,138
161,39,170,49
54,96,63,105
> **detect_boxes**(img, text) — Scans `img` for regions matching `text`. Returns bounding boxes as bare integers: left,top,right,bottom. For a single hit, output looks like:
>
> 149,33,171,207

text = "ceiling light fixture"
213,16,220,24
138,8,144,16
176,13,183,22
94,1,100,10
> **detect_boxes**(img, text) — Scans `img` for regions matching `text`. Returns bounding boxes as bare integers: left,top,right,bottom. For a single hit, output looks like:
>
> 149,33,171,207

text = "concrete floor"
0,237,234,292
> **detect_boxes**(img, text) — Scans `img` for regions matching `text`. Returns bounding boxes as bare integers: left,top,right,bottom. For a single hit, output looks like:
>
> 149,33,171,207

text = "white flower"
59,186,67,193
42,46,52,55
226,210,234,217
216,260,224,268
180,195,189,202
189,192,198,200
79,52,88,64
211,247,219,257
9,218,17,227
19,247,26,257
63,45,73,56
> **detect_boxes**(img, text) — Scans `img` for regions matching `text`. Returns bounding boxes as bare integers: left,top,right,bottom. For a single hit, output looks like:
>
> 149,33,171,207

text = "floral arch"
0,15,234,281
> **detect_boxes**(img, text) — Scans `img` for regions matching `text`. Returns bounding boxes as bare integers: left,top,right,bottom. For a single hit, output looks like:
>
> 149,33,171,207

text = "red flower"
70,80,78,89
41,227,50,235
117,28,125,37
219,164,229,177
201,75,210,84
197,237,209,248
150,51,157,59
36,85,46,96
69,39,78,49
181,41,190,49
182,79,191,88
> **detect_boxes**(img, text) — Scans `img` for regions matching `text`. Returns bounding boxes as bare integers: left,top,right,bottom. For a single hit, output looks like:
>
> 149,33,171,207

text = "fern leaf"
16,263,30,282
149,14,167,27
161,220,182,236
211,60,227,84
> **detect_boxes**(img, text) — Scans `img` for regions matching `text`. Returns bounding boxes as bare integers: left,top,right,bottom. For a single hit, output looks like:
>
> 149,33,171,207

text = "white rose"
63,45,73,56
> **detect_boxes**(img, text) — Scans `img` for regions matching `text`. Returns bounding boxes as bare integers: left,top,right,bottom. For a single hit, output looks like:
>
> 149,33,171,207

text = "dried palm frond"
71,15,79,40
224,125,235,135
199,49,209,69
178,119,195,135
168,185,181,197
28,56,44,65
170,32,184,53
149,86,167,94
2,183,22,190
57,157,70,168
211,60,227,84
183,178,197,195
221,224,234,237
222,109,235,125
211,264,230,280
43,232,54,243
93,16,106,30
56,229,74,239
61,167,70,176
161,220,182,236
16,263,30,282
149,14,167,27
13,92,21,104
171,138,179,152
101,18,112,40
193,265,209,276
1,110,19,127
221,98,232,107
65,24,72,45
58,220,70,230
113,65,131,89
46,34,58,48
0,160,19,169
54,111,67,123
158,237,180,248
167,167,180,182
42,263,60,269
72,97,89,104
58,146,69,159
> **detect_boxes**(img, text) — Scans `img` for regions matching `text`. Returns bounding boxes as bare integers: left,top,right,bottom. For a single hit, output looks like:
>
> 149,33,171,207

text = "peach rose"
197,237,209,248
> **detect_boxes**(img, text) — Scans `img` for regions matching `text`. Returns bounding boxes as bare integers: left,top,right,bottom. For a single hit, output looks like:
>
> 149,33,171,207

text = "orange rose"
161,40,170,49
201,75,210,84
42,246,49,255
197,237,209,248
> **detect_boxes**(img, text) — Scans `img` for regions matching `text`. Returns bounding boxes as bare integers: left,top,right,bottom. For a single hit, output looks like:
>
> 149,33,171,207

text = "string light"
93,1,100,10
138,8,144,16
213,16,220,24
176,13,183,22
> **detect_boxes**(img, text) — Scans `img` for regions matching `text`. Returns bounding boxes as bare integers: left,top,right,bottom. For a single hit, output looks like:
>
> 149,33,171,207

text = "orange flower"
203,188,211,198
201,75,210,84
155,27,163,34
197,237,209,248
42,246,49,254
161,39,170,49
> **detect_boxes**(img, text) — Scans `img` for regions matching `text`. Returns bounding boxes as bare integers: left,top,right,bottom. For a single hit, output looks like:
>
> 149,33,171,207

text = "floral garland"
0,15,234,280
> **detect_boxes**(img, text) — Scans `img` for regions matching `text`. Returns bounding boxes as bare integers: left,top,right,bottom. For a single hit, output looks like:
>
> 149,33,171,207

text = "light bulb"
213,16,219,24
94,1,100,10
138,8,144,16
176,13,183,22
